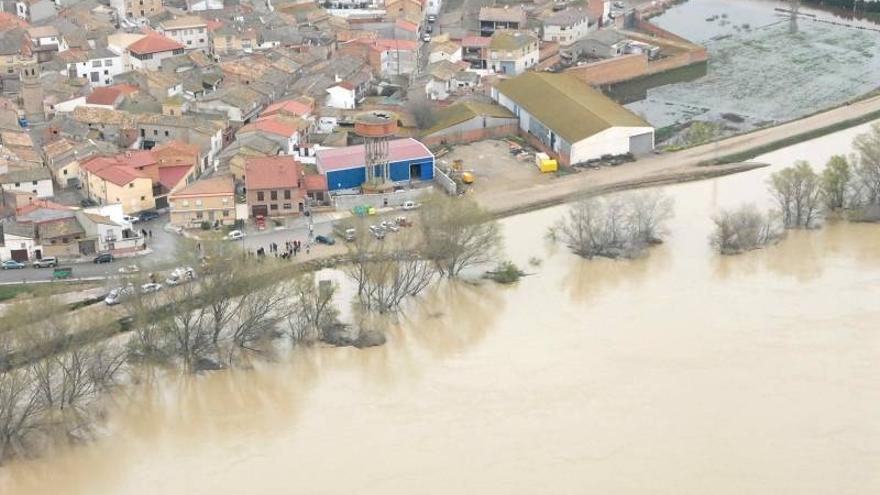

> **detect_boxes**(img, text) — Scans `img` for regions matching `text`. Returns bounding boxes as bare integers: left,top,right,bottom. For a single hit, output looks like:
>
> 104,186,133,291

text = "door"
252,205,268,217
10,249,28,262
500,61,515,74
409,163,422,181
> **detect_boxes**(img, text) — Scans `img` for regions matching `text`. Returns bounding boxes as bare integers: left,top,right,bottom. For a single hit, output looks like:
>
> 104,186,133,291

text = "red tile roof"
335,81,355,91
462,36,491,48
158,165,191,190
302,174,327,192
86,87,124,106
245,156,301,190
152,140,200,166
395,19,419,32
97,165,149,186
317,138,433,172
240,116,305,137
81,154,153,186
262,99,313,118
372,39,419,52
128,33,183,55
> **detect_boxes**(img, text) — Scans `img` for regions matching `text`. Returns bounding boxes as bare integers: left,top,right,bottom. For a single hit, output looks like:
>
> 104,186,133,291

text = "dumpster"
53,267,73,280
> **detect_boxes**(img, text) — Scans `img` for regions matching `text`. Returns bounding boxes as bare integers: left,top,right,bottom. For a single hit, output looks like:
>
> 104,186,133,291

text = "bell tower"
20,61,45,123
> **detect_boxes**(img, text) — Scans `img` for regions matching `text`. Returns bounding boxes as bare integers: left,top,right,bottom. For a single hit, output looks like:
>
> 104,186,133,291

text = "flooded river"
3,123,880,494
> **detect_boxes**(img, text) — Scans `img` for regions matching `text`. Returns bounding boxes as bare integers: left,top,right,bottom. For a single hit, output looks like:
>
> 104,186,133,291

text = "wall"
332,186,432,211
168,193,236,227
99,178,155,214
2,179,54,198
247,187,305,216
421,121,519,147
569,126,654,164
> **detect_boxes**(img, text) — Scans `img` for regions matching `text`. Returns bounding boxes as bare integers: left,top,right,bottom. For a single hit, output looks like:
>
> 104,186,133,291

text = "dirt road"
477,94,880,216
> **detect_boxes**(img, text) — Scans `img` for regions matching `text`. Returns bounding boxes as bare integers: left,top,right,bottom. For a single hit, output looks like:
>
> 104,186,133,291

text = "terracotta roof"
128,33,183,55
317,138,432,172
371,39,419,52
86,86,124,106
335,81,355,91
262,98,313,118
245,156,301,190
170,175,234,198
94,165,148,187
302,174,327,192
479,6,526,23
83,213,120,226
158,165,191,190
395,19,419,32
152,140,200,165
462,36,491,48
240,115,306,137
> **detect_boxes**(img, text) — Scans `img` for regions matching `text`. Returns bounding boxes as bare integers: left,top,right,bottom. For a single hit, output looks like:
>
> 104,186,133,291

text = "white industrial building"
492,72,654,165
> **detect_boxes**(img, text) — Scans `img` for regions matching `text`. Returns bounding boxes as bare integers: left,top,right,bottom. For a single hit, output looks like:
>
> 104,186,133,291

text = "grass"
702,108,880,166
0,281,102,302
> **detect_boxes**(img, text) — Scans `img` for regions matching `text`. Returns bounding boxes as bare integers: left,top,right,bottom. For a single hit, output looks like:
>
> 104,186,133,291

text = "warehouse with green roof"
491,72,654,165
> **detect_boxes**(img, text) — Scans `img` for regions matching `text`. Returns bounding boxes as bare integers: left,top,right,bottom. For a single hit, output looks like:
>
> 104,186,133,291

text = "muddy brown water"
2,123,880,494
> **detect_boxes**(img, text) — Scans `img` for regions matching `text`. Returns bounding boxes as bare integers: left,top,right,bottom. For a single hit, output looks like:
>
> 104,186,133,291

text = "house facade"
488,31,539,76
316,138,434,192
168,175,237,228
245,156,307,217
543,8,595,46
69,48,123,87
158,16,210,52
0,167,54,198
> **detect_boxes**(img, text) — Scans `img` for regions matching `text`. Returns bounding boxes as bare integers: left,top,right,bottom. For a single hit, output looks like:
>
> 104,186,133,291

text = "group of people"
251,239,310,260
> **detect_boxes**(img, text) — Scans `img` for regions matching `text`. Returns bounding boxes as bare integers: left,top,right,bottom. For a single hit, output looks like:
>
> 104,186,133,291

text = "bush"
710,205,783,255
200,221,211,230
484,261,525,284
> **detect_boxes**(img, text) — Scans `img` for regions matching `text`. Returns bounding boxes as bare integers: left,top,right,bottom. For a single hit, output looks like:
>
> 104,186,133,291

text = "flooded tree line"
0,193,504,464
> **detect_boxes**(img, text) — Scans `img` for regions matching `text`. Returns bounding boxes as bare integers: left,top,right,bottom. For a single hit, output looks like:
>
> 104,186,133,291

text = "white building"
426,0,442,15
186,0,224,11
158,16,210,52
68,47,124,87
542,7,595,46
0,223,40,263
488,31,539,76
127,33,184,71
492,72,654,165
325,83,356,110
428,41,462,65
0,168,54,198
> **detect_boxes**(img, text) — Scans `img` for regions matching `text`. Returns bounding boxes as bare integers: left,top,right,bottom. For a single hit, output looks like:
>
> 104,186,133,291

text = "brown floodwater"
3,123,880,494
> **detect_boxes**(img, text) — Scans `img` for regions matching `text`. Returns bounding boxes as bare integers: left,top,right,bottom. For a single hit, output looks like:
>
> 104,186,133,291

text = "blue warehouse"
316,137,435,192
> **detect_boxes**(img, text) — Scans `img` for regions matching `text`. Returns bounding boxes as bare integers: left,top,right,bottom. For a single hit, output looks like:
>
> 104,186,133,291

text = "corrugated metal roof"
317,138,432,172
495,72,649,143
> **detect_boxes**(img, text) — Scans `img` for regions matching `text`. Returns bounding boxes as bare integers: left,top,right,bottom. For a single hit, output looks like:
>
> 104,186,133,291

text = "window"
283,203,291,209
221,197,229,204
195,200,202,206
104,59,113,66
270,191,277,200
196,211,203,219
141,196,146,201
153,130,158,136
199,39,205,43
270,204,278,210
63,170,67,176
283,190,291,200
129,183,134,188
31,180,37,185
90,72,99,82
92,60,101,67
14,182,19,187
256,191,264,201
164,131,169,137
104,70,109,75
183,200,190,206
223,210,229,217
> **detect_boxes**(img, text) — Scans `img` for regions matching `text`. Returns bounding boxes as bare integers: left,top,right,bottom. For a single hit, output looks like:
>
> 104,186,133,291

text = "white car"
122,215,139,224
118,264,140,274
422,33,431,42
226,230,245,241
141,283,163,293
381,221,400,232
165,266,195,286
104,284,134,305
402,200,419,211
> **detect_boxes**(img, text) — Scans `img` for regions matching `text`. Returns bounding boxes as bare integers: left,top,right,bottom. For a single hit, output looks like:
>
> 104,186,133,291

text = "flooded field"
622,0,880,137
2,122,880,493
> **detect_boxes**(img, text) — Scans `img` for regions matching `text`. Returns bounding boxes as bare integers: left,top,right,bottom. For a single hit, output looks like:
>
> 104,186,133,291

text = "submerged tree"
418,193,502,277
768,161,823,229
820,155,853,211
710,205,783,255
853,123,880,214
555,190,674,259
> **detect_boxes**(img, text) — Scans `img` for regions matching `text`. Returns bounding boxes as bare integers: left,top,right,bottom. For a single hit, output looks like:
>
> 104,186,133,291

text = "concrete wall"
333,187,433,211
569,126,654,164
422,116,518,146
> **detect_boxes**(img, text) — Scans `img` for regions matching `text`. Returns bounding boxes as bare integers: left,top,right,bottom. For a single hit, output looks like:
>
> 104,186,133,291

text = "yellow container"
538,159,558,173
461,171,475,184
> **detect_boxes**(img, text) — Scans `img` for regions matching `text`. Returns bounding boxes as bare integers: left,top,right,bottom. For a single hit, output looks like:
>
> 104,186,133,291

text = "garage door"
629,132,654,155
10,249,28,262
252,205,268,218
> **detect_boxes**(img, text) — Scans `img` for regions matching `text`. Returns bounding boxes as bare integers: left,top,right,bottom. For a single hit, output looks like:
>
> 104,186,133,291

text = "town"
2,0,880,492
0,0,709,282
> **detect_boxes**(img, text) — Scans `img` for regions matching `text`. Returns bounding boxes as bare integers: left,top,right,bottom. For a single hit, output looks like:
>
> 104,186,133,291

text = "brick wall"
565,53,649,86
421,123,519,147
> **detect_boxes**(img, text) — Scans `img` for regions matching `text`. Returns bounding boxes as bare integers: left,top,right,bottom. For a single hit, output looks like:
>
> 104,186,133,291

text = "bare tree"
768,161,823,229
287,274,339,342
418,193,502,277
710,205,783,255
555,190,674,259
0,368,44,461
408,100,437,130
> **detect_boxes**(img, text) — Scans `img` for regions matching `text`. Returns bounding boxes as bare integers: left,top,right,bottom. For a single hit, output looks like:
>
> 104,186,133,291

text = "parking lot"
435,140,557,197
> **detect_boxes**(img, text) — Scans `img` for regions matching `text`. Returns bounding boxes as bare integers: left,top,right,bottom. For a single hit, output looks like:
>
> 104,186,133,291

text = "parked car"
118,264,140,274
402,200,419,211
425,24,433,33
165,266,195,286
104,284,134,305
369,225,386,239
93,252,113,264
396,216,413,227
344,228,357,242
226,230,245,241
422,33,431,42
138,210,160,222
122,215,139,224
427,14,437,22
141,283,163,294
32,256,58,268
2,259,25,270
315,234,335,245
381,221,400,232
80,198,98,207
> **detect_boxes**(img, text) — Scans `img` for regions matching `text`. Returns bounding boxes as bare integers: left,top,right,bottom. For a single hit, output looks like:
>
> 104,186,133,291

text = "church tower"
19,61,45,123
